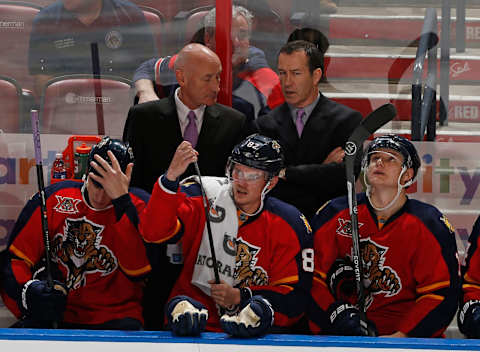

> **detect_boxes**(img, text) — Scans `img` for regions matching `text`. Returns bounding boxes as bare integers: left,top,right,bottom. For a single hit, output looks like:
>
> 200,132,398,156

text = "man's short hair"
279,40,324,75
204,5,254,34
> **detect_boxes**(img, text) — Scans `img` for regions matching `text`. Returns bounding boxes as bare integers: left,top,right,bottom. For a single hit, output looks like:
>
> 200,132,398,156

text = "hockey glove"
21,279,68,323
166,295,208,336
458,300,480,338
327,258,357,305
327,301,377,336
220,295,274,338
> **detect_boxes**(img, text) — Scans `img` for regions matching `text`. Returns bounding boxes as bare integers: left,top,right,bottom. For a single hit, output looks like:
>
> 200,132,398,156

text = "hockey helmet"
229,134,284,177
87,137,133,187
362,134,421,179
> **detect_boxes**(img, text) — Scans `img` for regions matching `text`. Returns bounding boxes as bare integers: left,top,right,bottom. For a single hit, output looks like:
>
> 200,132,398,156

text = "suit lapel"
274,103,299,151
197,105,221,148
164,95,183,141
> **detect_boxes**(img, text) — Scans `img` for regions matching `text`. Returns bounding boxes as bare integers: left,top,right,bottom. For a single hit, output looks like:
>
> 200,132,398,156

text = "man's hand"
323,147,345,164
166,295,208,336
89,150,133,199
22,279,68,323
209,279,240,308
136,79,160,104
166,141,198,181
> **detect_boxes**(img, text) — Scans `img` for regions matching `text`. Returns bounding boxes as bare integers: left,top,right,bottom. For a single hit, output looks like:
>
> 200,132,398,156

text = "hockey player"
309,134,459,337
458,217,480,338
0,137,152,329
140,134,313,337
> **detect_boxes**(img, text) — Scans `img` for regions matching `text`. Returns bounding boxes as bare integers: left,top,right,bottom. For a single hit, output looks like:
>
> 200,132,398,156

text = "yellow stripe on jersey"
314,269,327,279
415,294,444,303
10,245,34,267
464,273,480,285
278,285,294,292
143,219,182,243
416,280,450,294
463,283,480,290
313,276,328,288
119,263,151,277
271,275,299,286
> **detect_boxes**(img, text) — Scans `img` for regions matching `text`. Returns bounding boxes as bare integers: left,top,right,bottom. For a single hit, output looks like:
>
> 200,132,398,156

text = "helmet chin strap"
365,166,411,212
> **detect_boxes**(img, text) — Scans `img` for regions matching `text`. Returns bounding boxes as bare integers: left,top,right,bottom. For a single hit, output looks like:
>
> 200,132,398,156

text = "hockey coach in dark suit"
255,40,362,219
124,43,247,193
122,43,246,330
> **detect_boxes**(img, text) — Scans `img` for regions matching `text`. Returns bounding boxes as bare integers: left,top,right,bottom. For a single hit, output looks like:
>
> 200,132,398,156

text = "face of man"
278,50,322,108
230,163,277,214
86,176,111,209
177,53,222,109
366,148,413,188
204,14,250,68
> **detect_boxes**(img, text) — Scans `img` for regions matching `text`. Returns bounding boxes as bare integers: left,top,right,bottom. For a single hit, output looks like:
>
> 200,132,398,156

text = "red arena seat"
0,76,22,133
40,75,133,137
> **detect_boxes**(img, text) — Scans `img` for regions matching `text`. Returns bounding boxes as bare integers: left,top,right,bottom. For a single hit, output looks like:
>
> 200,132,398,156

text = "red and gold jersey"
142,178,313,331
462,215,480,303
1,181,151,326
310,193,460,337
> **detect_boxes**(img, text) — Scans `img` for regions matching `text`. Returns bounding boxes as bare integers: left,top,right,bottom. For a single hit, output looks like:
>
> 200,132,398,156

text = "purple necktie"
296,108,305,137
184,110,198,147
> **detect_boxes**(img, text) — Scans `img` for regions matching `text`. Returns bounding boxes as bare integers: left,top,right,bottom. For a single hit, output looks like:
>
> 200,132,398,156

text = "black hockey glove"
327,301,377,336
458,300,480,338
166,295,208,336
327,258,357,305
21,279,68,323
220,295,274,338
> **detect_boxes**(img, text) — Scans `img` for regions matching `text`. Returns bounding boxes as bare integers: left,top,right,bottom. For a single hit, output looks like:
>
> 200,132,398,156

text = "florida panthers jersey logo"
52,217,117,290
337,218,364,237
54,196,80,214
357,238,402,308
234,238,268,288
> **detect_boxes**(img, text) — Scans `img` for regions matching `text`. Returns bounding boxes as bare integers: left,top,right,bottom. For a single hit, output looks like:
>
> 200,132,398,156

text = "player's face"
179,56,221,108
86,176,112,209
278,51,322,108
366,149,409,188
231,163,268,214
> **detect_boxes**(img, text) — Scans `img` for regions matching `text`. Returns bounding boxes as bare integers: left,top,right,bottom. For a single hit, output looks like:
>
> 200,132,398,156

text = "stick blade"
361,103,397,135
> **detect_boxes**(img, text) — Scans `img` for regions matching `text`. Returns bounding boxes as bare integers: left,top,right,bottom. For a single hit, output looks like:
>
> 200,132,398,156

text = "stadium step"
294,7,480,47
322,82,480,141
326,45,480,83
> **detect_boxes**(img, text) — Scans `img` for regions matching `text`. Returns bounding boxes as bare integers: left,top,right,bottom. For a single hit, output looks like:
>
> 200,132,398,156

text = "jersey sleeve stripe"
314,269,326,279
270,275,299,286
278,284,294,292
463,283,480,290
415,293,444,303
118,262,151,277
416,280,450,293
9,245,34,267
142,219,182,244
313,276,328,288
464,273,480,285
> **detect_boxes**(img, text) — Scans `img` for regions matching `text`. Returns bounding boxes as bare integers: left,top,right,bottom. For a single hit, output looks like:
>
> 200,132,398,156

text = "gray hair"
204,5,254,32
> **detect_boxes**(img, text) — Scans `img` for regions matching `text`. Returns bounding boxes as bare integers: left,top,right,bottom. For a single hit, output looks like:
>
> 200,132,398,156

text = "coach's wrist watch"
279,168,286,180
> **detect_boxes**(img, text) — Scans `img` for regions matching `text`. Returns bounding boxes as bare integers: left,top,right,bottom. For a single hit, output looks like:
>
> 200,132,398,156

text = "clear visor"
228,161,267,183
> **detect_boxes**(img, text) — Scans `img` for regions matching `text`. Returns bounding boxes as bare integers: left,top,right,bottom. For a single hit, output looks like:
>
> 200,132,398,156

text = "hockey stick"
193,161,221,285
344,103,397,336
31,109,57,328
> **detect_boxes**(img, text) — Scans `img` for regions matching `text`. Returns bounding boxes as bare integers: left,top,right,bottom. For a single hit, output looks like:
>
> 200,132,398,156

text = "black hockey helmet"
88,137,133,187
363,134,421,179
229,134,284,177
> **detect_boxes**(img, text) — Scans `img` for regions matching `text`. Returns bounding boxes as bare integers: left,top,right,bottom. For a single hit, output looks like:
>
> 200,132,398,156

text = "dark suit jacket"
255,94,362,219
123,95,247,193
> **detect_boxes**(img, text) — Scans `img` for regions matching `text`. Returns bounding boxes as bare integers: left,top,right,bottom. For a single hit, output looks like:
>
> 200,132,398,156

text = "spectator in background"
123,43,247,330
0,137,152,329
28,0,156,97
254,40,362,219
134,5,284,123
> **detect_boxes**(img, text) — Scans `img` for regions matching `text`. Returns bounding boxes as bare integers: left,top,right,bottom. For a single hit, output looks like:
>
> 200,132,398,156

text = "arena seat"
0,76,22,133
131,0,179,20
0,2,40,93
40,75,133,137
140,6,164,56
